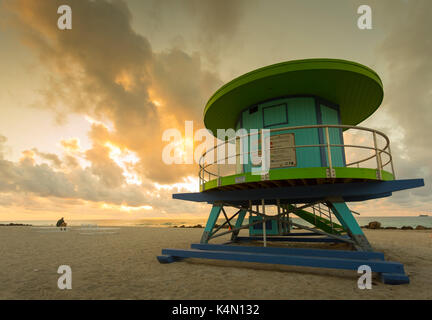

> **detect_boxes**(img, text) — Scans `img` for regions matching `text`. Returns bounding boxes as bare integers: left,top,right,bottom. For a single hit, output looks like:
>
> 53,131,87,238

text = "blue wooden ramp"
234,236,348,243
157,244,409,285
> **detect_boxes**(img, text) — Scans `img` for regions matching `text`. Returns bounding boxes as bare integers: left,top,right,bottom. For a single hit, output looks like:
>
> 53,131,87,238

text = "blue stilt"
328,201,372,251
231,209,247,241
200,204,222,244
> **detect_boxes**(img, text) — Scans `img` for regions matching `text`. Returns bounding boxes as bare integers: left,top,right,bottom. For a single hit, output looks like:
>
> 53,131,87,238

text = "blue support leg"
231,209,247,241
200,204,223,244
328,201,373,251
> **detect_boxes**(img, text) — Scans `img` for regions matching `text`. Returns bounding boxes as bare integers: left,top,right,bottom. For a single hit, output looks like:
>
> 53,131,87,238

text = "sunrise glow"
104,142,142,185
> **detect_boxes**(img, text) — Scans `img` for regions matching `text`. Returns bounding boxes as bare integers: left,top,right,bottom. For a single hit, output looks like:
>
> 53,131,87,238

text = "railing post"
199,158,202,191
286,206,291,233
215,143,220,186
200,157,204,189
277,199,282,235
199,169,201,190
314,205,317,225
325,127,334,178
262,199,267,247
388,143,396,179
373,131,383,180
249,200,253,223
328,205,333,231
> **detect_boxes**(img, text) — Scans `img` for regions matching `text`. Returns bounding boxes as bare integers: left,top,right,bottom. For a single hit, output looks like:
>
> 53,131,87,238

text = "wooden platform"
157,243,409,285
213,177,372,191
175,179,424,205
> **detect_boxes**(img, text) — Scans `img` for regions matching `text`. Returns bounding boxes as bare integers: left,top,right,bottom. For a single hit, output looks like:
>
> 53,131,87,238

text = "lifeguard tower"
157,59,424,284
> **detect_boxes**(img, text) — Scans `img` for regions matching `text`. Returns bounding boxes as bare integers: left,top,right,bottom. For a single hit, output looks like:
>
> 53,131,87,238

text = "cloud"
60,138,81,152
150,48,221,124
372,0,432,206
0,133,150,207
0,135,10,160
9,0,428,218
181,0,246,65
3,0,231,185
0,155,75,198
139,0,246,66
85,143,125,189
32,148,62,168
0,129,206,216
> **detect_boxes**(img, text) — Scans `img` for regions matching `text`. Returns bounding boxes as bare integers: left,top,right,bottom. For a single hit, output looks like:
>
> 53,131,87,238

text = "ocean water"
1,216,432,228
0,218,206,228
354,216,432,228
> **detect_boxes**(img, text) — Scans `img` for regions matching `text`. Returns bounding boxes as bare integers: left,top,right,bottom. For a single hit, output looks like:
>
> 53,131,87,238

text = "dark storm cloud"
372,0,432,205
182,0,246,65
140,0,246,65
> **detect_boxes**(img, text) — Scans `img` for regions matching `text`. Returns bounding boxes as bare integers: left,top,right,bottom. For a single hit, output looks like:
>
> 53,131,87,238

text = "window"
263,103,288,127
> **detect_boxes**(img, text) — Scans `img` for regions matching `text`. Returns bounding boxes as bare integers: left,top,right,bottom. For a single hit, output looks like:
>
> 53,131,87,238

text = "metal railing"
198,124,395,189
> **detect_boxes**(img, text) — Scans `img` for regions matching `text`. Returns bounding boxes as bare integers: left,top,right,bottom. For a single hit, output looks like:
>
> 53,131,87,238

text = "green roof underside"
204,59,383,134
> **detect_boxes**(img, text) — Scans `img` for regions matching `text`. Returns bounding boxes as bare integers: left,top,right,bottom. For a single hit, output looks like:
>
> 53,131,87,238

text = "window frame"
262,102,288,128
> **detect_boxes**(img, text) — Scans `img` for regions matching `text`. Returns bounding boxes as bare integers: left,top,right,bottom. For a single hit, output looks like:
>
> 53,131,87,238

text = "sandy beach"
0,226,431,300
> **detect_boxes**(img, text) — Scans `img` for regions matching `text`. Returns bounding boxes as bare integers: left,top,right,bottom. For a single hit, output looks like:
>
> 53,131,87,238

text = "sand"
0,226,431,299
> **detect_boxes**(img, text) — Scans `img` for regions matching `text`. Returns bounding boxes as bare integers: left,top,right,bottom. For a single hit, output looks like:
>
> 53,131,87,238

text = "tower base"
157,200,410,285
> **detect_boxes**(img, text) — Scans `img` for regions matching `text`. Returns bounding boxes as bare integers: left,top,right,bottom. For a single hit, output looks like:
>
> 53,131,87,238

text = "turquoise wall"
320,104,345,167
236,96,345,173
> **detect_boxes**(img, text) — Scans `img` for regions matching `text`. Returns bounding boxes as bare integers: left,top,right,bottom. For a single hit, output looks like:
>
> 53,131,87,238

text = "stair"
283,204,346,235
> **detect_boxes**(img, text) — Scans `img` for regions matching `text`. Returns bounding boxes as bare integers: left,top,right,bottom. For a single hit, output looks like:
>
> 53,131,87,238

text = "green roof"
204,58,384,134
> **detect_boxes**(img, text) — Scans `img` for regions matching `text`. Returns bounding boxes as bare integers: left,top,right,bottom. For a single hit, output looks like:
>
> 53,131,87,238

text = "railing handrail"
198,124,395,187
201,124,390,159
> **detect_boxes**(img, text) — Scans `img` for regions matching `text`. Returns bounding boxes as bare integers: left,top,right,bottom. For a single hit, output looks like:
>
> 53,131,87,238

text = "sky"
0,0,430,221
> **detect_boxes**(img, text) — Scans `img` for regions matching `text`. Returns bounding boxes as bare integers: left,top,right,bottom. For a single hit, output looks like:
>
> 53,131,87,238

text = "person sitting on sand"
56,217,67,231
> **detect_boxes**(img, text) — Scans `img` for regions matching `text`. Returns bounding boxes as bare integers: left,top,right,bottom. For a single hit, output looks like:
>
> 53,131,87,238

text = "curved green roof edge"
203,58,384,133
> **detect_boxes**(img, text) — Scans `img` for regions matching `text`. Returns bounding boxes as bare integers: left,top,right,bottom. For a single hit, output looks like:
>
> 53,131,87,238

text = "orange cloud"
4,0,225,185
61,138,81,152
0,0,252,218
